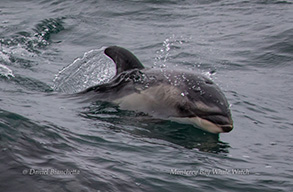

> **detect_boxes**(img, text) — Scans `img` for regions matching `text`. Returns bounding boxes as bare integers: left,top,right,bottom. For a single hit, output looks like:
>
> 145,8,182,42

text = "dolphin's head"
159,71,233,134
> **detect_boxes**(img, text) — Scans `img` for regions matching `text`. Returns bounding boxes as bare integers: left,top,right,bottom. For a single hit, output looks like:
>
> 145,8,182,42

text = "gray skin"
79,46,233,133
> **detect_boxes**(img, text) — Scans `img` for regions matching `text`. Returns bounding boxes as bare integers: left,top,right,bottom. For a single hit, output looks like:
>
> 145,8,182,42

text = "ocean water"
1,0,293,191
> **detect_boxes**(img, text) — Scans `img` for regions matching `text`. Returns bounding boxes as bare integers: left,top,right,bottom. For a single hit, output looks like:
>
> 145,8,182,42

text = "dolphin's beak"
199,114,233,133
220,124,233,133
172,115,233,134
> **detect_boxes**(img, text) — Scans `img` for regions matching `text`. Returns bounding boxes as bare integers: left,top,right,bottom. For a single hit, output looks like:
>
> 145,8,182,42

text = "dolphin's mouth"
171,115,233,134
199,114,233,133
193,116,233,133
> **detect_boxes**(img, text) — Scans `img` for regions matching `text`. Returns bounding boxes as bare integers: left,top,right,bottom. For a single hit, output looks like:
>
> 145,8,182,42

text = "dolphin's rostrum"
79,46,233,134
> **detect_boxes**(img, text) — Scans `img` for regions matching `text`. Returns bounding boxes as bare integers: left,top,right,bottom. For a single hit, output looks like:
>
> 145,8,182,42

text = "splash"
154,34,189,69
154,35,218,85
53,48,115,93
33,18,65,42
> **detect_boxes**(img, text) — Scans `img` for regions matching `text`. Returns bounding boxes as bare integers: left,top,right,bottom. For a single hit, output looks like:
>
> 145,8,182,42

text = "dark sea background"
1,0,293,191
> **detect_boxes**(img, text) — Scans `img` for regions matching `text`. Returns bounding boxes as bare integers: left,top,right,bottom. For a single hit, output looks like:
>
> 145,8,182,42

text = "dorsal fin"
104,46,144,76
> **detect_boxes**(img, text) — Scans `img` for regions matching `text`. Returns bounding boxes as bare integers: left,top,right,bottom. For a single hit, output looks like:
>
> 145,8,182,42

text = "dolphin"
79,46,233,134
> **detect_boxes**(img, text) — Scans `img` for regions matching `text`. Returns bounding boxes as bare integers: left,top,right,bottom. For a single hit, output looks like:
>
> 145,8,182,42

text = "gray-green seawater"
0,0,292,191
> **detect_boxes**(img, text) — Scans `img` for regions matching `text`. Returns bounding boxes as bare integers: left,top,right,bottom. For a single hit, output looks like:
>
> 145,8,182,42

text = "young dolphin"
79,46,233,133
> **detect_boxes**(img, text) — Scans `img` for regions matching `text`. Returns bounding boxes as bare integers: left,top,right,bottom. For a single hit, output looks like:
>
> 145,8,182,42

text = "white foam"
0,64,14,78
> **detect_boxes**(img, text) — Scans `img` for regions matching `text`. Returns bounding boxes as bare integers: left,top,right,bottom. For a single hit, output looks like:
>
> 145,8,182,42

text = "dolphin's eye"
178,105,186,112
177,104,193,117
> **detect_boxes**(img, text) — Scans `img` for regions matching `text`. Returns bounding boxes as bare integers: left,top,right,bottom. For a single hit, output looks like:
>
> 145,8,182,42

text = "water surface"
0,0,293,191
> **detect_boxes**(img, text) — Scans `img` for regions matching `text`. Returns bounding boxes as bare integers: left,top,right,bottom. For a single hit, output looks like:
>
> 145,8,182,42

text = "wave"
0,18,65,52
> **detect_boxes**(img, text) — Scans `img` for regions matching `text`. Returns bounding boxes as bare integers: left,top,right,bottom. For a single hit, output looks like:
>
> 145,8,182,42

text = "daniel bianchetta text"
170,168,250,176
22,168,80,176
